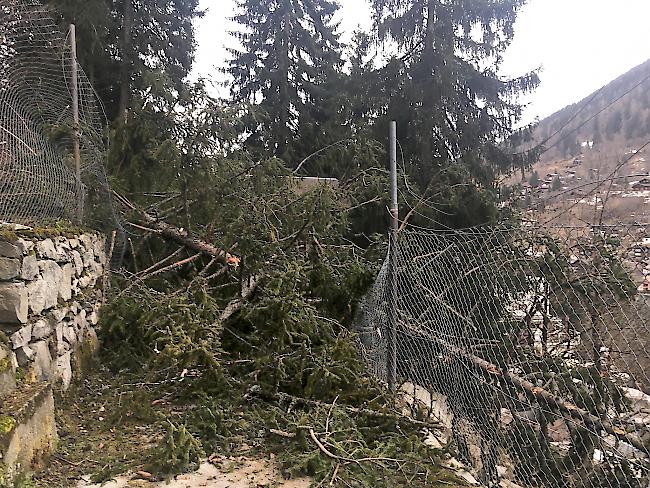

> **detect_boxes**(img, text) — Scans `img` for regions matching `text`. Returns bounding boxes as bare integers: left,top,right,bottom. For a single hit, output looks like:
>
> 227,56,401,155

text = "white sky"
193,0,650,124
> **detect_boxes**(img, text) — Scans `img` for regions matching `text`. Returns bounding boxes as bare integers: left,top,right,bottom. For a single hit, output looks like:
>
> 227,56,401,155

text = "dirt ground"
77,457,311,488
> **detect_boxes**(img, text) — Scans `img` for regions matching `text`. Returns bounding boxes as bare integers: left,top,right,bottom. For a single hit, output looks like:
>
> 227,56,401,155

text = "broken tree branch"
113,190,234,264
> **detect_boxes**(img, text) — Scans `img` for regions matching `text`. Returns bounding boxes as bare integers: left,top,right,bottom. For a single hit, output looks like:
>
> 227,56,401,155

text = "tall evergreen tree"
228,0,343,164
370,0,539,225
47,0,202,122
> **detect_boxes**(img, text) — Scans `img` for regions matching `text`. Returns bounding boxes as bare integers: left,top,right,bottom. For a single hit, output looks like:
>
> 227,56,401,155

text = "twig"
248,388,441,431
114,252,201,300
308,429,401,464
309,428,347,462
138,246,185,277
330,463,340,486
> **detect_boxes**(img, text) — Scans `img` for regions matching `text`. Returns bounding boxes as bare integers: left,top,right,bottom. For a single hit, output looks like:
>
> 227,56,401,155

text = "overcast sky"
193,0,650,124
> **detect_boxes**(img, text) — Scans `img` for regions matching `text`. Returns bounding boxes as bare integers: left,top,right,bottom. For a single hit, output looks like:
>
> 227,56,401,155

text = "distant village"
514,150,650,295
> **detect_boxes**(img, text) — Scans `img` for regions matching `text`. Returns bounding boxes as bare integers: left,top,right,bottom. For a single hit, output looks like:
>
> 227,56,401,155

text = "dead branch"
218,276,260,324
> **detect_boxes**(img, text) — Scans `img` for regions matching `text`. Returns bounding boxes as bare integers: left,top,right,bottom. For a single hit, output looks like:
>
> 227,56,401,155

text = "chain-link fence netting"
357,223,650,488
0,0,120,237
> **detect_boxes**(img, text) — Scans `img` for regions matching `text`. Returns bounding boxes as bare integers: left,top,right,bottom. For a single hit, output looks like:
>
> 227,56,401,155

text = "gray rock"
27,278,56,315
15,345,35,366
71,250,83,276
79,234,94,251
56,351,72,390
0,257,21,280
35,238,57,259
9,351,18,370
20,254,40,281
78,275,93,289
31,341,53,381
63,326,77,346
32,318,54,340
55,323,69,356
15,238,34,254
68,238,79,249
0,282,28,323
97,248,107,266
39,261,63,308
0,345,16,395
93,237,105,258
88,310,99,325
82,249,95,268
9,324,32,349
59,264,73,301
91,261,104,278
0,241,21,258
49,307,68,322
75,311,88,332
53,239,71,263
1,223,30,231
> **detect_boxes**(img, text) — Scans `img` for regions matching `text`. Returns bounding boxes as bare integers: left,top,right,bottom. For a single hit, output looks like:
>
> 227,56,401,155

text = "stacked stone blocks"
0,231,106,390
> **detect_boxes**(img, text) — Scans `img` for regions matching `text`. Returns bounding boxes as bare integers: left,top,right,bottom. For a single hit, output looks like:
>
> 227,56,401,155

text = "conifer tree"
228,0,343,164
370,0,539,225
47,0,202,122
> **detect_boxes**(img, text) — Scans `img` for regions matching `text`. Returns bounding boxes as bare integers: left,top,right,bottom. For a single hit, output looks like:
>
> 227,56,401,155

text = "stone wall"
0,228,106,390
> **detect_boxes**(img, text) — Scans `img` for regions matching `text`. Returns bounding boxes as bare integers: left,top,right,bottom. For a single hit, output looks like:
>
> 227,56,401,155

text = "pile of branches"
96,158,463,486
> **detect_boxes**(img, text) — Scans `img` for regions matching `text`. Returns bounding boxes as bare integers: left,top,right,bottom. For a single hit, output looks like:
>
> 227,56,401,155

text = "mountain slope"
535,58,650,163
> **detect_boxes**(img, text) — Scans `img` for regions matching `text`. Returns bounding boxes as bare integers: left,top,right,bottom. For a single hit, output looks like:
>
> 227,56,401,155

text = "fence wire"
0,0,120,238
358,223,650,488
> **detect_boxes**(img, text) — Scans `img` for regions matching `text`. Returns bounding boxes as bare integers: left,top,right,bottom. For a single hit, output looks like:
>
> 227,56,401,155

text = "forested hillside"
535,58,650,162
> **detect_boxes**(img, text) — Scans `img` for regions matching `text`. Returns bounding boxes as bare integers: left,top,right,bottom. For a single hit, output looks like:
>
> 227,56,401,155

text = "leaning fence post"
69,24,83,224
387,121,398,394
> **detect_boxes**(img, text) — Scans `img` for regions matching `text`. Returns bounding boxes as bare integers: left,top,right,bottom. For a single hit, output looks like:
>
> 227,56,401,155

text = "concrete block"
0,382,57,484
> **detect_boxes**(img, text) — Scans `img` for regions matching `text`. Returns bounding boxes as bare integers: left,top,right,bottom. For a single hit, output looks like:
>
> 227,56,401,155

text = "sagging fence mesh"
0,0,117,229
358,223,650,488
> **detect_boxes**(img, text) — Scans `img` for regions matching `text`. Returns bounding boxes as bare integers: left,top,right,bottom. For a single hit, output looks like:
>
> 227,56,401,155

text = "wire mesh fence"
357,223,650,487
0,0,118,232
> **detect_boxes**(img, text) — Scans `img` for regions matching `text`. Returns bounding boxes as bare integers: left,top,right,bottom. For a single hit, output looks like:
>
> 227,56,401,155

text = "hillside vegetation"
534,58,650,163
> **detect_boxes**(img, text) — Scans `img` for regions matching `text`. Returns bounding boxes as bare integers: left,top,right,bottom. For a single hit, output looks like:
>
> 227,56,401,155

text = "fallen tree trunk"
411,325,649,453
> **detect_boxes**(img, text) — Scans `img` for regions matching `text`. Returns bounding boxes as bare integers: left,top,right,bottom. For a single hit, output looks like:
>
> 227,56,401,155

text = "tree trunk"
118,0,134,124
277,10,291,161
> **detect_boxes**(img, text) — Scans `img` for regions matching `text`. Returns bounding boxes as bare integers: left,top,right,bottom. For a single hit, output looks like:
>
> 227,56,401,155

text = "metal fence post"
69,24,83,224
387,121,398,394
